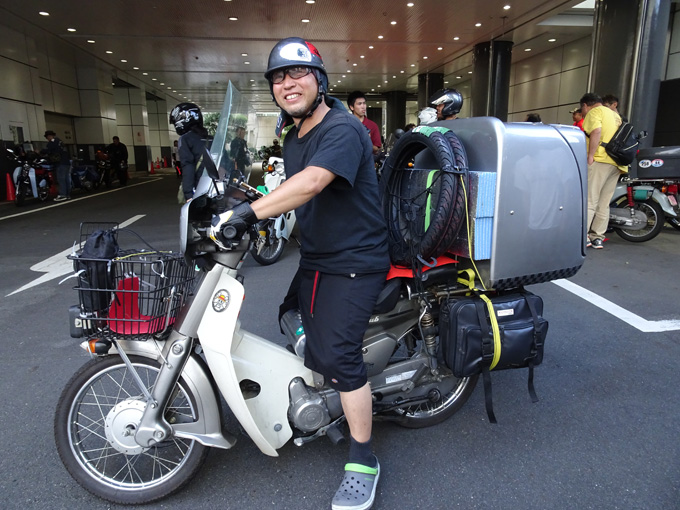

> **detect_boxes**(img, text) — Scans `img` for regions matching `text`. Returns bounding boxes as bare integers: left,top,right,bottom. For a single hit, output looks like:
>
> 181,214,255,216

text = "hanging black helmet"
169,102,203,135
264,37,328,101
429,88,463,117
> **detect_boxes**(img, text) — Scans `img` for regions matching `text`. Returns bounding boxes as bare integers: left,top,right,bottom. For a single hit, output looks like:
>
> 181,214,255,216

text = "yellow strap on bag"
457,269,501,370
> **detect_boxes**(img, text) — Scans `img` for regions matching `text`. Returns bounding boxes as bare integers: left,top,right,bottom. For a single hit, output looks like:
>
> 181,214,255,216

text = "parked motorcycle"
71,160,99,193
95,150,112,187
250,156,297,265
55,171,479,504
11,149,54,206
609,144,680,242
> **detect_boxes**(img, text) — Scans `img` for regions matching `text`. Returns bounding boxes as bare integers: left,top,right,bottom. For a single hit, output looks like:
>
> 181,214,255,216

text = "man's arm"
250,165,336,219
587,127,601,166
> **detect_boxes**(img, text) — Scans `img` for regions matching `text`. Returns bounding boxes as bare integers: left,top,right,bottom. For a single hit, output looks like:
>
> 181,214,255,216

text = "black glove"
210,202,257,248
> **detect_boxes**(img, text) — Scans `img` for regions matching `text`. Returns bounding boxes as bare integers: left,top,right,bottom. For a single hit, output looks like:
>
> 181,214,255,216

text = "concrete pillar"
590,0,671,149
147,99,172,166
417,73,444,110
385,90,407,136
471,40,513,120
114,87,150,172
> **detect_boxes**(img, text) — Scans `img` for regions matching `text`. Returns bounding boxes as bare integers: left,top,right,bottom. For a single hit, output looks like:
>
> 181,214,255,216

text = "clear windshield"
209,81,259,181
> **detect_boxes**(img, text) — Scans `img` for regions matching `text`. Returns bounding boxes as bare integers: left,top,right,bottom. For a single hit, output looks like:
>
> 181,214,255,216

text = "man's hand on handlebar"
209,202,258,250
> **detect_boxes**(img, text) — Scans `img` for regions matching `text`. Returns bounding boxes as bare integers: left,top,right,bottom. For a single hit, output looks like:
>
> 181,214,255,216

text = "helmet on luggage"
169,103,203,135
429,88,463,117
264,37,328,99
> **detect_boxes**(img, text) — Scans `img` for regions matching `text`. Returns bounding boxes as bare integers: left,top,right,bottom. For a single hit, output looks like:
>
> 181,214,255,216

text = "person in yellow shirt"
580,92,626,249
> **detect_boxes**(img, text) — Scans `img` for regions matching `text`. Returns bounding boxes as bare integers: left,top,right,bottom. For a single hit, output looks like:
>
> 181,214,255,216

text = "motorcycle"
250,156,297,265
54,170,480,504
95,150,112,187
71,160,99,193
11,149,54,206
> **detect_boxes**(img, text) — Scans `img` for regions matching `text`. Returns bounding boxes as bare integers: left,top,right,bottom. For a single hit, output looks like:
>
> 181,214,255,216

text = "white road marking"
5,215,146,297
552,278,680,332
0,178,161,222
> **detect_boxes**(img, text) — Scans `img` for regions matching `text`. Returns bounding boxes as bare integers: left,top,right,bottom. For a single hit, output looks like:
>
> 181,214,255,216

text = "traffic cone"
149,160,155,174
5,173,15,201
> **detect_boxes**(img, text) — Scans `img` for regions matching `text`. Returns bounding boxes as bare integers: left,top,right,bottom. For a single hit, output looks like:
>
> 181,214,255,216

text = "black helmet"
264,37,328,98
169,102,203,135
429,88,463,117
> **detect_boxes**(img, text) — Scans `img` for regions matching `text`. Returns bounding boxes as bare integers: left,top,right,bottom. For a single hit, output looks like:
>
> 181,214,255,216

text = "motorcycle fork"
115,333,195,447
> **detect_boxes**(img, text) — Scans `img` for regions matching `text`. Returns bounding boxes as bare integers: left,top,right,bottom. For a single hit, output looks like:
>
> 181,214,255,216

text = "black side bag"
439,290,548,423
73,229,120,313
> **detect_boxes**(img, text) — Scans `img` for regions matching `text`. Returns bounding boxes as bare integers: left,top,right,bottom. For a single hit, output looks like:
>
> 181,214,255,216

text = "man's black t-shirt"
283,107,389,274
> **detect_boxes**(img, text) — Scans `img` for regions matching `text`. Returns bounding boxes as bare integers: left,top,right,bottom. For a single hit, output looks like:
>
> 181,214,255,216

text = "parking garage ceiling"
0,0,594,112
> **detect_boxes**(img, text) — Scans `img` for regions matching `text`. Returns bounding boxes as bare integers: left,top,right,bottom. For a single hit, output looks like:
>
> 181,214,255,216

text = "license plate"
668,195,678,207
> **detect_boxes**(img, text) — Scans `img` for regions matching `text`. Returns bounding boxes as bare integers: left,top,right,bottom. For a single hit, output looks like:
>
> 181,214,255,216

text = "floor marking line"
5,214,146,297
552,278,680,333
0,178,161,222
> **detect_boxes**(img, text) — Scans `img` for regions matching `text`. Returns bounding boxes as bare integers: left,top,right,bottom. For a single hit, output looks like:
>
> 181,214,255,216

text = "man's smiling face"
273,68,319,119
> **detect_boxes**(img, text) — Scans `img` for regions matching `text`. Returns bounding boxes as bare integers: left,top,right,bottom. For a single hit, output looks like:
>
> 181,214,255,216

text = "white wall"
508,36,591,125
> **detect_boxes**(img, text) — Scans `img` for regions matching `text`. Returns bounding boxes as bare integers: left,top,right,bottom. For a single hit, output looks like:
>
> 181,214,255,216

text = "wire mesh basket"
71,249,195,341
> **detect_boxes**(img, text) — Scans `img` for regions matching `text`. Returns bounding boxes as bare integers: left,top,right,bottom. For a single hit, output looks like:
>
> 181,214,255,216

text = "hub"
105,399,150,455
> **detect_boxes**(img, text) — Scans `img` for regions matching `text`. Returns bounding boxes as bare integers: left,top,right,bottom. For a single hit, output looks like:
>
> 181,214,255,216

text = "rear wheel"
54,355,209,504
614,198,665,242
389,328,478,428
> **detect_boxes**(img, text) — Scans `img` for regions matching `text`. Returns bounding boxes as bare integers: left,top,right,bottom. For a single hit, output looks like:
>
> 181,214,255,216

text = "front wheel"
250,219,286,265
614,198,665,242
54,355,209,505
14,180,25,206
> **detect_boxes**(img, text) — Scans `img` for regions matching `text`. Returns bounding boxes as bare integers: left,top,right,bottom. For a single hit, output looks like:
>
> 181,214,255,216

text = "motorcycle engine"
288,377,330,433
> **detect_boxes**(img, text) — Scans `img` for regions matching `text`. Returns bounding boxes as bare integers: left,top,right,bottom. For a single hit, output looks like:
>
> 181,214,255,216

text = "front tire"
14,180,25,206
614,198,665,242
250,219,286,265
54,355,209,504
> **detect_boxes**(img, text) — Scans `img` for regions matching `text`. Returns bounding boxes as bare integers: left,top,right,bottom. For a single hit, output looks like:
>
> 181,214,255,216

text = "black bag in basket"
439,290,548,423
74,229,119,312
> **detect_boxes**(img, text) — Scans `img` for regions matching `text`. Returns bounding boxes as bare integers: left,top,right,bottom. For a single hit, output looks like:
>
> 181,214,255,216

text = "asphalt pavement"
0,170,678,510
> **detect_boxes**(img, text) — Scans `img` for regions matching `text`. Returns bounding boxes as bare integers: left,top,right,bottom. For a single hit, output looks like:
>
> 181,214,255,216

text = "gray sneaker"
591,238,604,249
54,195,67,202
331,460,380,510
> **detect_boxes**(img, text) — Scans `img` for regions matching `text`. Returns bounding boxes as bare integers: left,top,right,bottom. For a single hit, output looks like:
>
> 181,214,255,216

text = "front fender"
82,339,236,449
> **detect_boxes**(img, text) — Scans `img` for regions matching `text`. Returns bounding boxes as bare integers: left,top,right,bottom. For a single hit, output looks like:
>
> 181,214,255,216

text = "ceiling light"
410,64,415,67
423,56,428,59
301,19,310,22
167,87,171,89
438,47,443,50
67,28,76,32
524,48,531,52
454,36,460,41
371,88,375,91
377,85,381,88
121,59,127,63
241,53,248,56
143,72,148,75
504,4,511,9
87,40,95,43
456,76,462,79
548,38,556,42
392,75,396,78
390,21,397,25
229,17,238,21
475,23,482,27
337,80,341,83
250,79,255,82
378,35,383,39
444,81,449,84
306,0,315,3
342,75,346,78
369,46,374,49
106,50,113,54
407,2,414,6
152,78,157,81
133,67,139,70
39,11,49,16
160,82,165,85
173,90,176,92
360,56,365,59
400,70,404,73
468,71,472,74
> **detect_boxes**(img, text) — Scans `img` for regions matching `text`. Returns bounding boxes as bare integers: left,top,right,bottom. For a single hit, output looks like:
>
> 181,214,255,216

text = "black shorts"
297,269,387,392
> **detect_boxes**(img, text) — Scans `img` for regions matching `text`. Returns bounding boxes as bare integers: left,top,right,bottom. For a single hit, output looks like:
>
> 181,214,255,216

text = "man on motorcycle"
211,37,389,510
429,88,464,121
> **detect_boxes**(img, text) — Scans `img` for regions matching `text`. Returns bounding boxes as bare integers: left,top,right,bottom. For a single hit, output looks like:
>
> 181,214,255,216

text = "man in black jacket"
43,130,71,201
105,136,128,186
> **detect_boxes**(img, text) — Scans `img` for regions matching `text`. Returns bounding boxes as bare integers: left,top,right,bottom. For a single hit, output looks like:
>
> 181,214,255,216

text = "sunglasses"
270,66,313,84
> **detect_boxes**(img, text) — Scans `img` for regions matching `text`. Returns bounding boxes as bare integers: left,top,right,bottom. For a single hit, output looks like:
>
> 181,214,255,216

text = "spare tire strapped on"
380,126,469,267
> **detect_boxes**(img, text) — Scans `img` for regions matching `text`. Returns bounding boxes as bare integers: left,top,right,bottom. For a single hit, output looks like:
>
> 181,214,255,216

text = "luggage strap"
458,269,541,424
